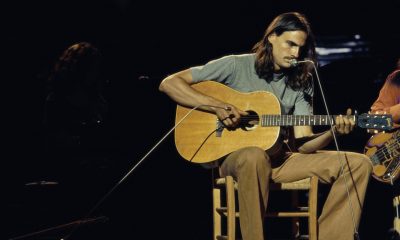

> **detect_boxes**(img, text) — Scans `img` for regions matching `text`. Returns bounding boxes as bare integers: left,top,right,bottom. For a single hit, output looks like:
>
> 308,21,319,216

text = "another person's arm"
371,71,400,124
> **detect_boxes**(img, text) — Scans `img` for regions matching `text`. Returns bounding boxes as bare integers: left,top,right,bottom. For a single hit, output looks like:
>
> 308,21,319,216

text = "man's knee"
347,152,373,175
239,146,271,169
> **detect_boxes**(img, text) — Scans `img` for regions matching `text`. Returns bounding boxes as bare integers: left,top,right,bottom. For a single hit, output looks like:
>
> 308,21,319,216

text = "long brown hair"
252,12,316,90
48,42,103,96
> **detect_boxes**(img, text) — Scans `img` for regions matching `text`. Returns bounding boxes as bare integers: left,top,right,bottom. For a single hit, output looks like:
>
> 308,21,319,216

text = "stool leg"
291,191,300,238
308,176,318,240
226,176,236,240
213,187,222,240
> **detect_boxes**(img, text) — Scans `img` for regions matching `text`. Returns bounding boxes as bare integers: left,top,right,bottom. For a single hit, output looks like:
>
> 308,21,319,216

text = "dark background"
4,0,400,239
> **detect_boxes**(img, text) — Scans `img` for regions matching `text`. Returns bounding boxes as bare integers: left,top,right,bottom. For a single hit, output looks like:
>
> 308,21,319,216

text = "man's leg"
271,151,372,240
220,146,271,240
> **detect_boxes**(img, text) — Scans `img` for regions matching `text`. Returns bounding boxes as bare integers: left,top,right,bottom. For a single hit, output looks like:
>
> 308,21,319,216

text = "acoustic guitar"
175,81,393,164
365,130,400,184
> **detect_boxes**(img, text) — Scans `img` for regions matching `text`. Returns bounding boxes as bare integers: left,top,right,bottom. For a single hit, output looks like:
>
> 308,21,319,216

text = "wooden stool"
213,176,319,240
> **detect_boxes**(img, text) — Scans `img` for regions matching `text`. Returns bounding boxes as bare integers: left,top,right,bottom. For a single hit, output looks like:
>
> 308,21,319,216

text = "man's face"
268,30,307,71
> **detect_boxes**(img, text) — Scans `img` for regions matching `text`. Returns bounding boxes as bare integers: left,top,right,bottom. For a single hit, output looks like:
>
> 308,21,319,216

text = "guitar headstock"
357,113,393,131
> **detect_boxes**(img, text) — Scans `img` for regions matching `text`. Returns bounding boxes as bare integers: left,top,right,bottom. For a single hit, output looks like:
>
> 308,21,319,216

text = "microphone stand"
9,216,108,240
296,59,361,240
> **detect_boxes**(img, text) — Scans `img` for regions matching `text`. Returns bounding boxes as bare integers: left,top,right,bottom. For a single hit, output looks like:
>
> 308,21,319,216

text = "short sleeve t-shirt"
190,54,313,115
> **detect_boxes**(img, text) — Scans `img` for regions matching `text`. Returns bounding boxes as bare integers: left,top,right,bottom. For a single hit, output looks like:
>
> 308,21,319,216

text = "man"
371,67,400,126
159,12,372,240
370,62,400,239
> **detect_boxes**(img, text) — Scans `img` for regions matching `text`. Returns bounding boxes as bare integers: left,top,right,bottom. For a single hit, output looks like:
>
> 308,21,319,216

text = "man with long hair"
44,42,109,186
160,12,372,240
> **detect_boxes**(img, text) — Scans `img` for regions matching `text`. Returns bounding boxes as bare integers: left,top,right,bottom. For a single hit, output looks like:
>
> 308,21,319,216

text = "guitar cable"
52,104,228,240
292,59,362,240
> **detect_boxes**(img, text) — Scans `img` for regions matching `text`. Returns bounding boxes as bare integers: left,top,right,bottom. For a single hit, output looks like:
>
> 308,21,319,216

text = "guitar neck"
261,115,355,127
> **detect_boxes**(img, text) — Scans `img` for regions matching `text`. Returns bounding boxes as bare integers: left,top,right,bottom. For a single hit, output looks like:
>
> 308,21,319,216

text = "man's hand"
334,108,355,135
215,104,248,128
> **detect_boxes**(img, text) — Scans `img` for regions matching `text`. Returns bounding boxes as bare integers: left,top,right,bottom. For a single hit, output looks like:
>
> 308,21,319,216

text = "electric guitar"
175,81,393,163
365,130,400,184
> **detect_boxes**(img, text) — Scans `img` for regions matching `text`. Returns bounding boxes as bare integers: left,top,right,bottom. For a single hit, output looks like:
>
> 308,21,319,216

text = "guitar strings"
234,115,336,126
237,115,338,119
370,134,400,162
236,115,381,127
372,134,400,158
373,144,399,162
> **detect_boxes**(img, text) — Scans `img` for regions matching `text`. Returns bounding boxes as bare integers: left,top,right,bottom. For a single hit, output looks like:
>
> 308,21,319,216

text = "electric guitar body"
365,130,400,183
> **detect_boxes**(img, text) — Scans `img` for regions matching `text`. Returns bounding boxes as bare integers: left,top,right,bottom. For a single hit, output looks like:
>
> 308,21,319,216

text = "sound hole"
240,110,259,130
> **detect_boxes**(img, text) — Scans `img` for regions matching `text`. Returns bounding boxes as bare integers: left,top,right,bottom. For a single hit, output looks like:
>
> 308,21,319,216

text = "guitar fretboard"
261,115,355,127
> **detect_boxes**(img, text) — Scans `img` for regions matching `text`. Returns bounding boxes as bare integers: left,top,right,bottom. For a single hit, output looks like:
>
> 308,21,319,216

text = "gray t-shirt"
191,53,313,115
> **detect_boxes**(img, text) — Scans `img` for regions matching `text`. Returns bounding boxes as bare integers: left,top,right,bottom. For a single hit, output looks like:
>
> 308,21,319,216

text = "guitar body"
175,81,281,163
365,130,400,184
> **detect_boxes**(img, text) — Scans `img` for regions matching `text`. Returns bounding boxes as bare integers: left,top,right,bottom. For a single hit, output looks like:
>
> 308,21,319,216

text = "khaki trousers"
220,146,373,240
